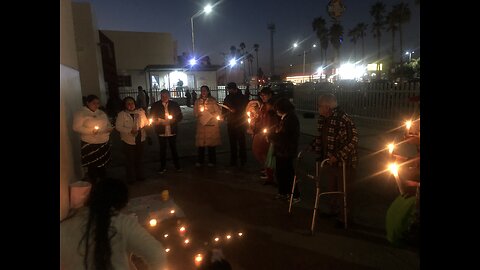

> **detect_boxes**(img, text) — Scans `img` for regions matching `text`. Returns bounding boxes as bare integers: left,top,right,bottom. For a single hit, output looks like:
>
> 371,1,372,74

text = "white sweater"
73,107,112,144
116,109,149,145
60,208,166,270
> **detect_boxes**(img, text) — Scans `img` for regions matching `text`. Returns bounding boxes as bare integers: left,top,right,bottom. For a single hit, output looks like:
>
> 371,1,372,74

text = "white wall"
60,0,84,220
72,2,107,105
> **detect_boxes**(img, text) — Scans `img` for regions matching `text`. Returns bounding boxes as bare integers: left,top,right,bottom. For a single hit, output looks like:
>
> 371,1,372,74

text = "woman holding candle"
115,97,149,184
194,85,222,167
268,97,301,203
60,178,166,269
73,94,113,184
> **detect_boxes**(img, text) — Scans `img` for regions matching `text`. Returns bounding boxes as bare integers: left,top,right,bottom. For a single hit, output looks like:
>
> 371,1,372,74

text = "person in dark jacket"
269,97,300,203
222,82,249,166
149,89,184,173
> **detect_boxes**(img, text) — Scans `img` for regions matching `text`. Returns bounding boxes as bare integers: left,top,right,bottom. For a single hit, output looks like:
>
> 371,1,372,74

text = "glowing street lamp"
191,4,214,56
292,42,317,76
405,51,414,62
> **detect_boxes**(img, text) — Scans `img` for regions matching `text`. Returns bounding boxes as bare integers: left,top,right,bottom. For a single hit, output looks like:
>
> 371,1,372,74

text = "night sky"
83,0,420,74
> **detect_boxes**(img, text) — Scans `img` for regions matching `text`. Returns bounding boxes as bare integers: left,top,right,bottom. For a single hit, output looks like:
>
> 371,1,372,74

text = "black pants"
198,146,216,164
158,135,180,169
87,165,106,185
276,156,300,198
123,141,145,183
227,124,246,165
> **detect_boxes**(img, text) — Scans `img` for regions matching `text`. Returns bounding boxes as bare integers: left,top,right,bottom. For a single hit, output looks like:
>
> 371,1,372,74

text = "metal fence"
293,81,420,125
119,87,259,106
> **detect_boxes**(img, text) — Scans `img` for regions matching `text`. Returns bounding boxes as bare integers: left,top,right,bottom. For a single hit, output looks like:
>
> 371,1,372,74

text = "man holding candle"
222,82,249,167
150,89,183,173
314,93,358,228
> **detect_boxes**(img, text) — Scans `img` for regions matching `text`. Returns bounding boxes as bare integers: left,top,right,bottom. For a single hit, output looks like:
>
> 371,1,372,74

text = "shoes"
157,168,167,174
195,162,202,167
291,197,301,205
207,163,215,167
274,194,288,200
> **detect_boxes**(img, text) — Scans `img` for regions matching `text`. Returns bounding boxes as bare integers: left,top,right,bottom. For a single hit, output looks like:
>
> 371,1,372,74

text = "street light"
191,4,213,57
405,51,414,62
293,43,317,76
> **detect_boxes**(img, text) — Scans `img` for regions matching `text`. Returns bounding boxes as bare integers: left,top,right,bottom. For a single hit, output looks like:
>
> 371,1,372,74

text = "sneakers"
157,168,167,174
291,197,301,205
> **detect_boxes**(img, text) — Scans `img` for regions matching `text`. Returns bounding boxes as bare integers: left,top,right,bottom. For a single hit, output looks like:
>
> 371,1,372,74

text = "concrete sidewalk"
106,106,419,269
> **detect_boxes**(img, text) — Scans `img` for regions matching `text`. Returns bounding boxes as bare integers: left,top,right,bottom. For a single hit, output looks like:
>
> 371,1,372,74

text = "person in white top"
60,178,167,270
115,97,149,184
73,95,114,184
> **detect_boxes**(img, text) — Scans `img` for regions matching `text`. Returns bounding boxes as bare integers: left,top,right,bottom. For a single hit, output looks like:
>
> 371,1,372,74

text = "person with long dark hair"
60,178,166,269
115,97,149,184
73,94,113,184
269,97,301,203
194,85,222,167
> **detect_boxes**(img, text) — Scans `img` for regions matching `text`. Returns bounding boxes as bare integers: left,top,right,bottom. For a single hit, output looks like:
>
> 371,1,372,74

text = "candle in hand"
387,143,395,155
405,120,412,133
388,162,405,195
200,106,204,112
216,115,221,120
167,115,173,120
149,118,153,125
263,128,268,134
94,126,99,130
247,111,251,117
247,118,251,124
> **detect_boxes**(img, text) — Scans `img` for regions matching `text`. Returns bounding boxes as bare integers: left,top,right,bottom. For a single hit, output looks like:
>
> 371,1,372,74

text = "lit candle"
405,120,412,134
184,239,190,244
388,163,405,195
170,209,175,214
214,237,220,242
247,118,251,124
226,234,231,240
164,234,169,238
149,118,153,125
94,125,99,131
149,219,157,227
194,254,203,267
387,143,395,160
263,128,268,134
247,111,251,117
200,106,204,112
165,248,170,253
216,115,221,120
238,232,243,237
167,115,173,120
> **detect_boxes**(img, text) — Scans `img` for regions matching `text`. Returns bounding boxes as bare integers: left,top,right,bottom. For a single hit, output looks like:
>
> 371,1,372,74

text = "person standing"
185,89,192,107
150,89,183,173
314,93,358,228
192,90,198,105
222,82,249,167
252,87,279,184
194,85,222,167
60,178,166,269
115,97,149,184
136,86,148,112
73,94,113,185
269,98,301,203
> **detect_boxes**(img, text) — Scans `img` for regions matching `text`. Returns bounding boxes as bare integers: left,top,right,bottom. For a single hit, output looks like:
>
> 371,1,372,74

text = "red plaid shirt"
314,108,358,168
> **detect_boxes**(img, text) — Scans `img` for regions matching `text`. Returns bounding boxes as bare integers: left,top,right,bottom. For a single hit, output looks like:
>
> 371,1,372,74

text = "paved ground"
106,106,419,270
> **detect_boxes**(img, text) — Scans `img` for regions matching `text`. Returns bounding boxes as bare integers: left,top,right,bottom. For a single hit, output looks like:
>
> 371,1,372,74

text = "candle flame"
387,143,395,154
405,120,412,130
170,209,175,214
216,115,220,120
149,118,153,125
200,106,204,112
165,248,170,252
179,226,186,232
226,235,231,239
388,163,399,177
168,115,173,119
247,118,251,124
247,111,251,117
238,232,243,237
94,126,99,130
194,254,203,266
149,219,157,227
164,234,169,238
214,237,220,242
184,239,190,244
263,128,268,134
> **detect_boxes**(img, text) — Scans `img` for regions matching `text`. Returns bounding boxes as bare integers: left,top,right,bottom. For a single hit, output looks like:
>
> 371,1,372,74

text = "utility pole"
267,23,275,76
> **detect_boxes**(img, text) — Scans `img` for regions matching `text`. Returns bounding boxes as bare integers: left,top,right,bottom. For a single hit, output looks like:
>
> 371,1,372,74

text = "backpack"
143,90,150,106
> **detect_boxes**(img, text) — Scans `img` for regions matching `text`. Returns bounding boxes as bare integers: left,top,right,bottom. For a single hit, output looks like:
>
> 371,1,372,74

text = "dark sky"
83,0,420,74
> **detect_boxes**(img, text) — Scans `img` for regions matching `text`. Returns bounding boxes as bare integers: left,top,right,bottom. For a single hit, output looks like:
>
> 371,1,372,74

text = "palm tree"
240,42,247,83
329,23,343,67
312,17,329,65
253,44,260,76
247,53,254,77
348,27,358,62
370,1,386,62
392,2,411,66
386,10,399,65
356,23,368,64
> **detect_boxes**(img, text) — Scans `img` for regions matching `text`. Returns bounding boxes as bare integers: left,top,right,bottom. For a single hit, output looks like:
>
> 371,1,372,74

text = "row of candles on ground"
386,119,420,195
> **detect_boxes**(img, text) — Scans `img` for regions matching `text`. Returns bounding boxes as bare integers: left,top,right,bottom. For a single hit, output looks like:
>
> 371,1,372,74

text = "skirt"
81,141,111,168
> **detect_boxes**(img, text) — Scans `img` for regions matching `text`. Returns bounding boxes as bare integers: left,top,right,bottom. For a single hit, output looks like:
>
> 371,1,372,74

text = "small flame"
170,209,175,214
387,143,395,154
179,226,186,232
216,115,221,120
200,106,204,112
247,118,251,124
238,232,243,237
168,115,173,119
263,128,268,134
149,219,157,227
184,239,190,244
214,237,220,242
405,120,412,130
149,118,153,125
388,163,399,177
164,234,169,238
165,248,170,252
94,126,99,130
247,111,251,117
226,235,231,239
194,254,203,266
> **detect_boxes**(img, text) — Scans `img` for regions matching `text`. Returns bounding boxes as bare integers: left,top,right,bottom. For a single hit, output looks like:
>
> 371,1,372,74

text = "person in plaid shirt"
314,93,358,228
